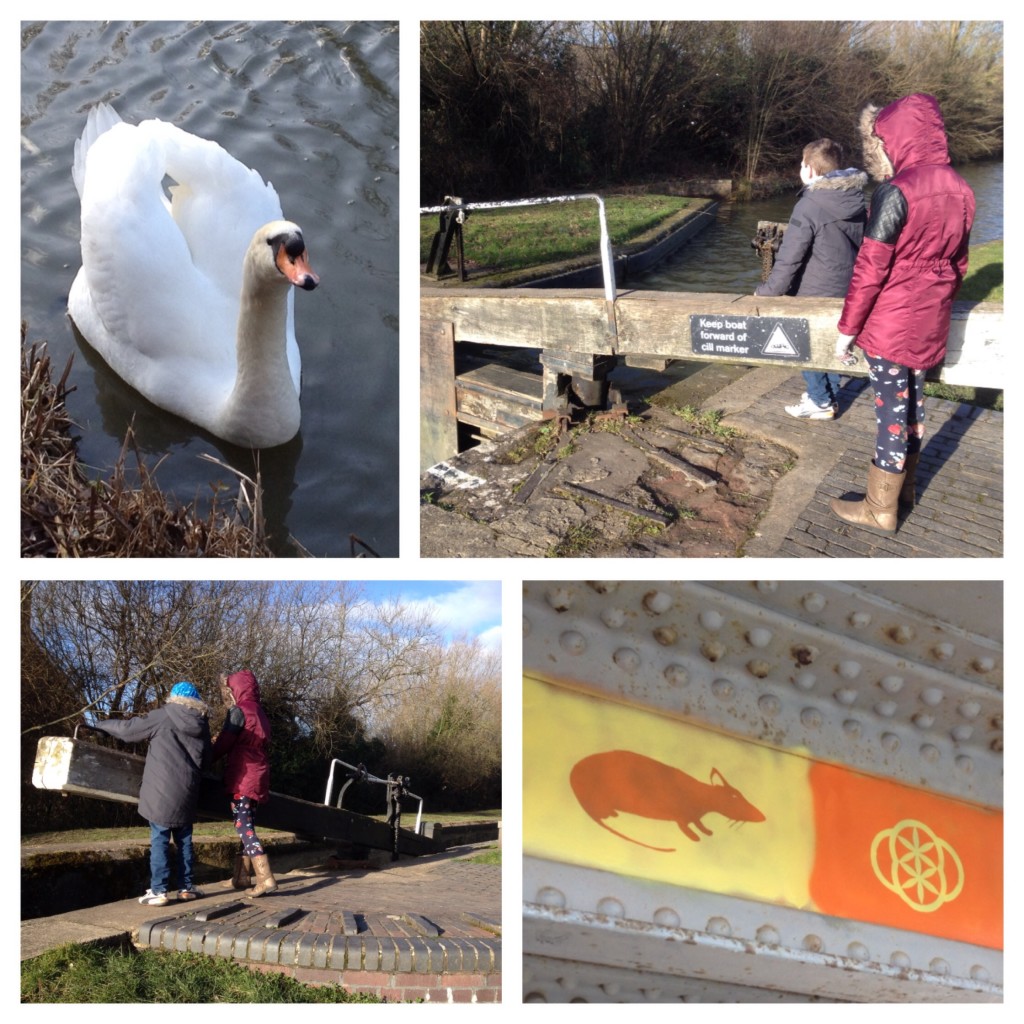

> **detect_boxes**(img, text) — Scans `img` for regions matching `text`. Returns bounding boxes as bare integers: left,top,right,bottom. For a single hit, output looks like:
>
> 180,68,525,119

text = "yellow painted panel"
524,674,815,908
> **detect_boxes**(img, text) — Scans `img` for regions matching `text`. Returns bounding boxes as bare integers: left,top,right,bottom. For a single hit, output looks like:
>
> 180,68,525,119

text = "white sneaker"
138,889,170,906
785,392,836,420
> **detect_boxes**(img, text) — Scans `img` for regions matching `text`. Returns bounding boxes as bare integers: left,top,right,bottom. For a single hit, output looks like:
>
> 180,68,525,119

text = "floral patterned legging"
231,796,266,857
867,353,926,472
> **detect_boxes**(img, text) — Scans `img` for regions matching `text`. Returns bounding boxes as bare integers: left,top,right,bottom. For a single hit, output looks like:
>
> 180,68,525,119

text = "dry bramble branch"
20,327,278,557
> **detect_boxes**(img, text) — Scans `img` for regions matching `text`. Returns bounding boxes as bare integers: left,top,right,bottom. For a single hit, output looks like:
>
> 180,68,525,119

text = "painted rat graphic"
570,749,766,851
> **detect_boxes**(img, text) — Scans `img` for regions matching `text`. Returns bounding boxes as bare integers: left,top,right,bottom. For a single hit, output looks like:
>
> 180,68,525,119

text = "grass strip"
421,194,696,276
21,942,382,1003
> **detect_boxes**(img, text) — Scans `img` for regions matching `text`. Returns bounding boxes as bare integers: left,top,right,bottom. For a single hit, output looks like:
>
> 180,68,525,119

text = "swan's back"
68,104,302,435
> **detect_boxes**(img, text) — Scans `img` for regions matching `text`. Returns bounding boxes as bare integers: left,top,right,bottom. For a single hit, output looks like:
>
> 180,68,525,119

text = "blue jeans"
803,371,840,407
149,822,195,894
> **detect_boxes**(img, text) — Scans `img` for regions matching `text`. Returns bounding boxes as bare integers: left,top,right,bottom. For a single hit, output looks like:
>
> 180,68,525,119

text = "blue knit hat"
171,682,201,700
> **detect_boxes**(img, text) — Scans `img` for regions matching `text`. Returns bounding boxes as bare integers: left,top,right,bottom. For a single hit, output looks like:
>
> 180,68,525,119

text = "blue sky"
356,580,502,650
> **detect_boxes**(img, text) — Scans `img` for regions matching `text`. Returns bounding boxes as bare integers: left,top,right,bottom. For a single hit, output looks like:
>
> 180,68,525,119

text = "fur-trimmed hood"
858,93,950,182
167,692,209,717
807,168,869,192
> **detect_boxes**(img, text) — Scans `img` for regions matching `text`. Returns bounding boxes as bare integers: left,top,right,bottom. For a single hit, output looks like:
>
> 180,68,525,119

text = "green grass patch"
421,194,697,277
958,240,1002,303
465,846,501,865
23,823,290,846
21,942,382,1003
669,405,737,438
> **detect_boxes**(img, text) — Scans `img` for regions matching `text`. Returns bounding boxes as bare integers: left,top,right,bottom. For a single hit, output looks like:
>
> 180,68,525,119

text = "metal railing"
323,757,424,834
421,193,618,336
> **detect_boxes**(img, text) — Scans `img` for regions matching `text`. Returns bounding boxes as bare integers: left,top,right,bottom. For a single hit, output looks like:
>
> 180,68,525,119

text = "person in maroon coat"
212,670,277,896
832,94,975,533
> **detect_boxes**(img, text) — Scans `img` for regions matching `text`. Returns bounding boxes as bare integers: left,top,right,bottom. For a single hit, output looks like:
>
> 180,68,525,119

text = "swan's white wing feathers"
68,104,304,444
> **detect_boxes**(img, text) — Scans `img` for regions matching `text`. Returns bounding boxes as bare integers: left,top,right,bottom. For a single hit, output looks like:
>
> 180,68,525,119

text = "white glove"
835,333,857,358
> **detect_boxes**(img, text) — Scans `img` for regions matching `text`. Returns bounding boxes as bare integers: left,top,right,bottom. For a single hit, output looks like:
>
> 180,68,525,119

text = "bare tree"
863,21,1003,162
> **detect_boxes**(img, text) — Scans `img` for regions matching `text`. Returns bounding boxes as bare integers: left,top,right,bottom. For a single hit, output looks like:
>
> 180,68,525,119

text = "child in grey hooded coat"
90,682,212,904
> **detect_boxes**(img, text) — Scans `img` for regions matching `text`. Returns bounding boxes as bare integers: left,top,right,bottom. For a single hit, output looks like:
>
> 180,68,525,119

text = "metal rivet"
958,700,981,719
701,640,725,662
843,719,862,738
756,581,779,593
587,581,618,594
955,755,974,774
758,694,780,717
756,925,780,945
653,907,681,928
834,688,858,706
546,587,574,612
803,934,823,953
747,659,771,679
653,626,678,646
847,942,869,960
664,664,689,687
747,627,773,647
971,656,996,673
706,916,732,937
850,611,872,628
880,675,904,694
913,712,935,729
970,965,991,982
932,642,956,661
875,700,898,718
601,607,626,629
887,624,915,644
929,958,950,976
951,724,973,742
890,951,911,969
643,590,673,615
712,678,734,700
921,687,944,707
700,609,725,631
920,744,941,763
597,897,624,918
559,631,586,655
881,732,900,752
793,670,816,691
536,887,566,908
802,592,827,613
614,648,640,674
801,707,822,729
838,660,862,680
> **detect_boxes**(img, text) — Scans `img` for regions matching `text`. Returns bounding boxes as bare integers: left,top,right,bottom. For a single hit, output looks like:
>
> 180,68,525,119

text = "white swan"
67,103,318,448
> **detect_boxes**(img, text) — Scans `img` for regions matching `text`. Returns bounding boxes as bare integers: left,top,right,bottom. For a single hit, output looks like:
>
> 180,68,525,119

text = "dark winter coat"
838,93,976,370
211,670,271,803
755,168,868,298
93,694,211,828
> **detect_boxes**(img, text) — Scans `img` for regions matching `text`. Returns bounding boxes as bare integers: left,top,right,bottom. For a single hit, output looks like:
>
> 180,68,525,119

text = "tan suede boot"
831,462,904,534
222,854,253,890
899,451,920,511
249,854,278,896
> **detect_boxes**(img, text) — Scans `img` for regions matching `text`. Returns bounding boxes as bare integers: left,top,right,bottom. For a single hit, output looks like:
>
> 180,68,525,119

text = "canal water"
643,161,1003,295
21,21,399,557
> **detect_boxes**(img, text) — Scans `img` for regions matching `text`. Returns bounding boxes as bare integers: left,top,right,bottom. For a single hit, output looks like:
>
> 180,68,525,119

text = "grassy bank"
957,239,1002,302
22,942,381,1003
420,194,699,278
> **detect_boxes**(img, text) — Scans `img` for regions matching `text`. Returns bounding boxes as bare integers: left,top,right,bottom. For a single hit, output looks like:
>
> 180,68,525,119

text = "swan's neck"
221,263,299,447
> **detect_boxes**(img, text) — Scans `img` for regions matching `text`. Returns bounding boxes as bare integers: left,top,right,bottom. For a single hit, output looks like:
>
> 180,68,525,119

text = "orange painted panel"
809,762,1002,950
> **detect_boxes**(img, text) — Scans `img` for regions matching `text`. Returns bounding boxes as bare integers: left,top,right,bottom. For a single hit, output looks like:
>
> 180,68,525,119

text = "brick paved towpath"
714,367,1002,558
21,843,502,1003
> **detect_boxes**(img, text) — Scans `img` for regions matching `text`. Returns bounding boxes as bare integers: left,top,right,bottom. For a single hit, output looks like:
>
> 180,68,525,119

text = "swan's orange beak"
276,241,320,291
